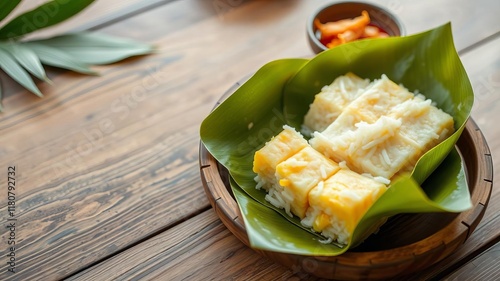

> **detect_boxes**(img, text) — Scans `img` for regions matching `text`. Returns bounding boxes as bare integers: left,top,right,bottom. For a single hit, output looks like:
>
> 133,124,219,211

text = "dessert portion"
253,125,387,245
253,125,308,191
302,169,387,245
310,75,454,180
303,72,370,134
275,146,340,218
252,73,454,245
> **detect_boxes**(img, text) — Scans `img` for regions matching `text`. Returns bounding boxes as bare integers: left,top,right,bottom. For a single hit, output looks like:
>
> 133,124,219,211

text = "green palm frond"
0,0,155,111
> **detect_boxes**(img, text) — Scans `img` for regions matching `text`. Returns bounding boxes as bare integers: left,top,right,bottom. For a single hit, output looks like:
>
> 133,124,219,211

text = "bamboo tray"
199,82,493,280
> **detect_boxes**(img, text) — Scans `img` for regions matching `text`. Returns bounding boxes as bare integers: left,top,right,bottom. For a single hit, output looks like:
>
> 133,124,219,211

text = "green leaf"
23,43,97,75
0,0,21,22
31,32,155,65
201,58,309,182
283,23,472,187
0,42,50,83
352,148,470,247
200,23,474,256
0,0,95,40
0,47,43,97
231,178,346,255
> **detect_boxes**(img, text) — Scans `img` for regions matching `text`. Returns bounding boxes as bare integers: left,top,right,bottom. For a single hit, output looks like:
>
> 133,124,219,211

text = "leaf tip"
29,84,44,98
148,44,158,52
43,76,54,85
33,90,44,98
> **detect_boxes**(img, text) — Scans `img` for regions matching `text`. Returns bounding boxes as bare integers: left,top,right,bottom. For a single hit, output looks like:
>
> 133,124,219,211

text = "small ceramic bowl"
307,1,406,53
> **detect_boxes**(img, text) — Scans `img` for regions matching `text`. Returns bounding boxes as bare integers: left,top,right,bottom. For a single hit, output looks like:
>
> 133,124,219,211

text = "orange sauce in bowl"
315,11,390,48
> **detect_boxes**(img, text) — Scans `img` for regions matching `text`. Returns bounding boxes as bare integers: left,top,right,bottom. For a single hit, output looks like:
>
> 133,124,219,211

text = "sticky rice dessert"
274,146,340,218
302,72,370,134
311,115,419,180
301,169,388,245
388,95,454,153
253,125,308,191
252,73,454,246
345,74,414,122
253,125,388,245
310,75,454,180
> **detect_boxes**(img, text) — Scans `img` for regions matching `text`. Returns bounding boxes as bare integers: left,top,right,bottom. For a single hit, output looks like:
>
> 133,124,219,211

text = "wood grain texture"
0,0,499,280
444,242,500,281
0,1,218,280
67,210,306,281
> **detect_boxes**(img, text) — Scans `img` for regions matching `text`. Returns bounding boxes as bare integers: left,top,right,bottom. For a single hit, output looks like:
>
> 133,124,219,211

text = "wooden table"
1,0,498,280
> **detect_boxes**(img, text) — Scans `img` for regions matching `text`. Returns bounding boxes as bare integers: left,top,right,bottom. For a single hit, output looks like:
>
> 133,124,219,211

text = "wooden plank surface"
0,1,218,280
444,242,500,281
67,210,304,281
0,0,499,280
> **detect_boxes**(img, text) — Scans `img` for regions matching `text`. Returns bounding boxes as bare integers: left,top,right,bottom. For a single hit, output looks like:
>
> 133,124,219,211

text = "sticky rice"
252,73,454,245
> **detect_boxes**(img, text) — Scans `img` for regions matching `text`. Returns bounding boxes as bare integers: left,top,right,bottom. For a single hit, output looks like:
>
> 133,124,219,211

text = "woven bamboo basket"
199,81,493,280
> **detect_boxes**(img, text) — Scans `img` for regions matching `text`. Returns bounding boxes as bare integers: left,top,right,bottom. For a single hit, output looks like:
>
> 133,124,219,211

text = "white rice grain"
381,148,391,166
339,161,349,170
320,165,327,179
254,175,264,190
265,194,283,209
318,237,333,244
374,176,391,185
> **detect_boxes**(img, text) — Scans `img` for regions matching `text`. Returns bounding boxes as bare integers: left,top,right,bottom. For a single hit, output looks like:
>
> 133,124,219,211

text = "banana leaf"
232,147,468,255
200,23,474,255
